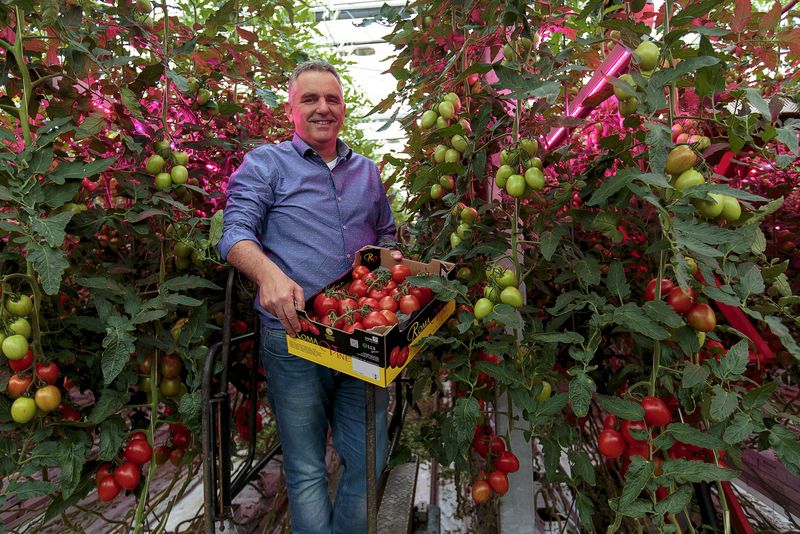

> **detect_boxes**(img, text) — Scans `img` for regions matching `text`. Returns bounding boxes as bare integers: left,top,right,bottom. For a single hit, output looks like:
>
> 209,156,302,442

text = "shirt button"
337,197,342,202
342,225,347,230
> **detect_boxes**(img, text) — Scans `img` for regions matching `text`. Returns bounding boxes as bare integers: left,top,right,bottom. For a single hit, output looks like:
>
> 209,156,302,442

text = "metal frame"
201,269,415,533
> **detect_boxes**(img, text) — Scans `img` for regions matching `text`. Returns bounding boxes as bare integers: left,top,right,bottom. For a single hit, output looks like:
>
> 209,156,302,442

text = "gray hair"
288,60,343,97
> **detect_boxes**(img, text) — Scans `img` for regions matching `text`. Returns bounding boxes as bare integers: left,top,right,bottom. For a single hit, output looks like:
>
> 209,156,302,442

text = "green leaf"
102,316,136,385
597,394,645,420
587,170,633,206
681,362,710,389
620,456,654,506
488,303,523,330
645,122,672,175
6,480,58,500
475,361,522,386
88,390,129,425
49,157,116,184
569,372,595,417
160,275,222,292
723,413,754,445
542,437,561,479
120,87,144,120
131,309,168,325
661,458,737,483
75,276,125,293
642,300,684,329
75,111,106,141
710,384,738,422
209,209,224,248
742,380,778,410
671,0,725,26
654,485,693,515
179,391,203,429
163,294,204,307
743,88,772,121
667,423,727,450
764,315,800,360
538,393,569,416
715,339,748,381
27,146,54,177
703,286,741,307
98,415,126,461
452,397,481,443
165,69,189,92
575,256,602,287
775,123,800,155
533,331,585,344
607,262,631,300
769,426,800,476
57,441,88,498
29,212,74,247
25,241,68,295
576,492,594,531
42,180,81,209
569,449,596,486
736,263,764,300
613,303,670,340
43,476,93,522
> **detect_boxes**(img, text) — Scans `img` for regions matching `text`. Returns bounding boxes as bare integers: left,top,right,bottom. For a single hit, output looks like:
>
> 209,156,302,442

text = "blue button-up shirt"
217,134,396,328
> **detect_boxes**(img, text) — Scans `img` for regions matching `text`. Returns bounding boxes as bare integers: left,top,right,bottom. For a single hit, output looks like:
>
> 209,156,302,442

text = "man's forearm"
226,240,282,287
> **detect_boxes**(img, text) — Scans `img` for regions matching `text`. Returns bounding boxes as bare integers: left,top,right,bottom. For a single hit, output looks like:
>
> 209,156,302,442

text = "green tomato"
155,172,172,191
436,116,450,129
456,223,473,240
8,317,32,339
186,77,200,94
444,148,460,164
520,138,538,157
438,100,455,120
5,294,33,317
505,174,526,197
494,268,518,288
495,165,514,188
719,195,741,222
535,380,552,401
460,206,478,224
613,73,636,100
173,151,189,165
674,169,705,191
693,193,725,218
618,97,639,116
524,167,545,190
449,232,462,249
443,92,461,114
430,184,444,200
474,298,494,320
11,397,37,424
154,140,171,157
145,154,165,174
451,134,468,153
500,287,524,308
2,334,29,360
484,284,501,303
439,175,455,191
170,165,189,185
634,40,660,71
434,144,448,163
420,110,438,129
196,89,212,106
500,149,520,166
174,242,193,259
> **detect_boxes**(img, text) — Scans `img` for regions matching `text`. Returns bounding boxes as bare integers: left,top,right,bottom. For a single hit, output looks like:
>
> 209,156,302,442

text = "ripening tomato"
641,396,672,427
391,264,412,284
59,403,81,422
487,470,509,495
34,385,62,412
97,475,122,502
36,362,59,384
494,450,520,473
125,439,153,465
686,303,716,332
645,278,674,301
155,445,172,465
380,309,398,325
7,374,32,399
169,447,185,466
472,479,492,504
159,377,182,397
114,462,141,490
598,429,626,458
667,286,695,314
138,353,155,374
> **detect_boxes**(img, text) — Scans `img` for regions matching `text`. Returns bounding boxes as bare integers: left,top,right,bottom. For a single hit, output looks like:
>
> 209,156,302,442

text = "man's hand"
259,272,305,337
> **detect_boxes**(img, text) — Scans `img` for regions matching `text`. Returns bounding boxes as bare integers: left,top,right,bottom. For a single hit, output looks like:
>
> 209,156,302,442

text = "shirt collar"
291,134,353,162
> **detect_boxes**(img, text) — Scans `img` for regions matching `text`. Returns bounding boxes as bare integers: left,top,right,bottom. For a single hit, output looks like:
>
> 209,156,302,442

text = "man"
217,60,396,533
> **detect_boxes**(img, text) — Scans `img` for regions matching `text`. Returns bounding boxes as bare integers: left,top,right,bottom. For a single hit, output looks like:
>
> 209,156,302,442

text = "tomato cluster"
137,351,187,401
645,277,716,337
301,264,434,336
470,424,520,503
598,396,674,464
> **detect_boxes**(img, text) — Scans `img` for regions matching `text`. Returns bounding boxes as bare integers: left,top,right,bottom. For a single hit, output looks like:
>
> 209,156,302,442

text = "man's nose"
315,98,330,114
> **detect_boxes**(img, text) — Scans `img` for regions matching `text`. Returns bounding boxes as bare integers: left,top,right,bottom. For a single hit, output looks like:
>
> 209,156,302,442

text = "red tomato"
472,479,491,503
169,447,185,466
358,297,379,310
313,293,338,318
352,265,371,280
380,309,399,325
395,346,409,367
391,264,412,284
349,279,369,299
155,445,172,465
598,429,626,458
114,462,141,490
307,322,320,336
603,414,619,430
59,402,81,421
667,286,695,314
645,278,674,301
6,374,32,399
389,346,400,368
129,431,148,441
626,441,651,459
487,470,509,495
35,362,60,384
378,295,399,312
367,287,388,300
641,396,672,427
494,450,520,473
96,464,113,484
686,303,716,332
124,440,153,465
97,475,122,502
409,285,433,307
399,294,421,314
621,419,648,444
362,311,390,330
8,349,33,372
338,297,360,316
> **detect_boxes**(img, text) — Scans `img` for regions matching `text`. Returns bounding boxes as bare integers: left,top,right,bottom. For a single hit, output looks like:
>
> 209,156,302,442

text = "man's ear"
284,101,293,123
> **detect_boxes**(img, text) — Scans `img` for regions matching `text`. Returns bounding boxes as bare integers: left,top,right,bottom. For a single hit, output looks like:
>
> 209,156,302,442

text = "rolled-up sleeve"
217,149,275,261
373,165,397,247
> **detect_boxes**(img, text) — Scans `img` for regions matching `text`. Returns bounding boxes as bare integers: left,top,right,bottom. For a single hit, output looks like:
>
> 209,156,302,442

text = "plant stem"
11,7,33,145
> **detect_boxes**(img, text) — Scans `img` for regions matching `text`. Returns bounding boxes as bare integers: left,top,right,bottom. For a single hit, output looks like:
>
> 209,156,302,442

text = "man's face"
285,70,346,155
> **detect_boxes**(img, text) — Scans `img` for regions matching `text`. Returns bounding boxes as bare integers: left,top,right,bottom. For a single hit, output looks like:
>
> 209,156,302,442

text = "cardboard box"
286,247,456,387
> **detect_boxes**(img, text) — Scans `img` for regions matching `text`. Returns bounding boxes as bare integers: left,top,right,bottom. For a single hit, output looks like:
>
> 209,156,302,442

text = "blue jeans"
260,326,389,534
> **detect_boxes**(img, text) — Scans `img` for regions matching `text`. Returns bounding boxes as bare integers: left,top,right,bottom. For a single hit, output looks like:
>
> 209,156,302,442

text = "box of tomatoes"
286,246,456,387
